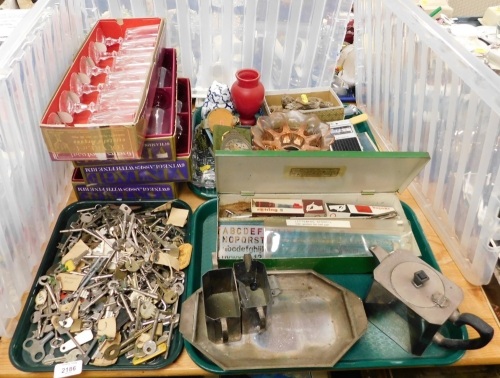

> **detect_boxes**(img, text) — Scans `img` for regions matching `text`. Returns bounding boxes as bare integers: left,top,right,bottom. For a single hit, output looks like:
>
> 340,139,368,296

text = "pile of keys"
22,202,192,367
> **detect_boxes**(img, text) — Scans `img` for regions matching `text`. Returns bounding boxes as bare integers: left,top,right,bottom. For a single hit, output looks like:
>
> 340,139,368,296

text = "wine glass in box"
95,27,157,48
59,90,96,116
59,90,140,118
70,72,145,98
80,55,149,79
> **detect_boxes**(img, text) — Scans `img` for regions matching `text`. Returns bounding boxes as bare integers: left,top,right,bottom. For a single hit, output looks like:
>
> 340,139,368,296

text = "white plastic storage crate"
85,0,353,97
355,0,500,286
0,0,353,336
0,1,85,335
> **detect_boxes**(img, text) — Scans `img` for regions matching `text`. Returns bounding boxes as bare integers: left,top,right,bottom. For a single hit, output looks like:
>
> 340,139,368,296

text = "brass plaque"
288,167,341,178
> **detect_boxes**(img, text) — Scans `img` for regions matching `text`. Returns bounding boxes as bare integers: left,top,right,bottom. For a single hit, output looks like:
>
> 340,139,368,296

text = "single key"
42,349,82,365
142,310,159,355
32,308,61,324
103,343,120,361
41,337,64,365
22,330,54,363
80,336,99,365
35,288,48,306
162,289,178,305
41,320,54,335
163,301,179,360
42,354,68,366
139,301,156,320
34,300,48,312
38,276,60,310
172,282,184,296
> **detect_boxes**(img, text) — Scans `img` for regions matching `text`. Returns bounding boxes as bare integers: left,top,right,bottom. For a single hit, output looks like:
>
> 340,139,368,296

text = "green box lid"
215,150,430,195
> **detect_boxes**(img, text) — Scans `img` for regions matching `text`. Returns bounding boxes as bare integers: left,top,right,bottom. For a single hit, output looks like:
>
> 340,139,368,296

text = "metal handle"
433,312,494,350
220,318,229,343
256,306,266,330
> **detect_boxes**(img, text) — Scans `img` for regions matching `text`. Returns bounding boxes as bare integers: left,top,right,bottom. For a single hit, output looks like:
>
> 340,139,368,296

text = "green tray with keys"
183,198,466,374
9,200,189,372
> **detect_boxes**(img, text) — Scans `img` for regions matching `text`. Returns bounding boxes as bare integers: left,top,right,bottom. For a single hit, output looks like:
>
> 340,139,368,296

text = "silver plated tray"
180,269,367,370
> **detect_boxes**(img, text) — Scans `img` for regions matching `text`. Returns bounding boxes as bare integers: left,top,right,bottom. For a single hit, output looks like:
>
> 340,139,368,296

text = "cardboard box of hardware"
263,87,344,122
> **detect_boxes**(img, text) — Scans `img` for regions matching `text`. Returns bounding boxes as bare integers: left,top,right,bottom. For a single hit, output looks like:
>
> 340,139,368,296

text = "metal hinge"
240,191,255,196
361,190,376,195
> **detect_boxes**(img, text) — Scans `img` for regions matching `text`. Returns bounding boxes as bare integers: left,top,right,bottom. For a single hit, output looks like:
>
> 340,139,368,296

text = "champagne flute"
89,41,154,64
124,24,159,40
88,110,136,124
148,92,168,134
97,90,142,109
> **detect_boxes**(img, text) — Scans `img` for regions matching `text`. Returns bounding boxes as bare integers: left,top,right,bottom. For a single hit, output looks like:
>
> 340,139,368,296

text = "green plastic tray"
9,200,189,372
185,198,466,374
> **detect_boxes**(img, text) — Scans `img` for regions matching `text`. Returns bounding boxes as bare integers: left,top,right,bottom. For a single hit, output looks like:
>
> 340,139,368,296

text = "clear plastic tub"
86,0,353,97
0,1,80,335
355,0,500,285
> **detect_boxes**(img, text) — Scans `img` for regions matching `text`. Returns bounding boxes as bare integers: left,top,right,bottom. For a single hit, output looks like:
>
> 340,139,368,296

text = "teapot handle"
433,312,494,350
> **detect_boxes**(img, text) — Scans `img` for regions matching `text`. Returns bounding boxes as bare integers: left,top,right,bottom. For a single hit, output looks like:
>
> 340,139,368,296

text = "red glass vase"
230,68,265,126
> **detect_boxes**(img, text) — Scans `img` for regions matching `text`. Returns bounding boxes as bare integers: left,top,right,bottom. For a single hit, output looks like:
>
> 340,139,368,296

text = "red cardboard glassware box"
141,48,179,160
175,77,193,172
73,49,183,169
40,18,166,161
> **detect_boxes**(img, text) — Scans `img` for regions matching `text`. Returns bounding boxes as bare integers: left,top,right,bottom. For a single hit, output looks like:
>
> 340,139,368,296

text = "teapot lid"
371,246,463,325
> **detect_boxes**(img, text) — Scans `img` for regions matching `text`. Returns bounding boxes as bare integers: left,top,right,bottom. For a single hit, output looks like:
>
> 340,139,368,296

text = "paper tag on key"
54,359,82,378
57,273,83,292
154,252,180,271
61,239,89,264
97,317,116,339
166,208,189,227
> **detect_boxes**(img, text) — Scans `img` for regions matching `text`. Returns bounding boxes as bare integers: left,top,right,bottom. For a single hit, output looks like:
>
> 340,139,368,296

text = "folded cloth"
201,81,235,119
